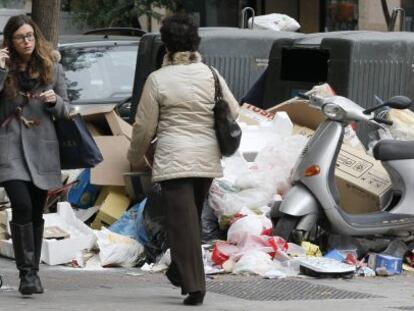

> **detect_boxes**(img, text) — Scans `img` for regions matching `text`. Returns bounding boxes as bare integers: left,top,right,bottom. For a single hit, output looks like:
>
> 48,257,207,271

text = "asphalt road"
1,256,414,311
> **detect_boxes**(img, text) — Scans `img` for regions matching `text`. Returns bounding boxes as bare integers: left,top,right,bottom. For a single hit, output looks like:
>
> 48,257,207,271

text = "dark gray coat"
0,63,70,190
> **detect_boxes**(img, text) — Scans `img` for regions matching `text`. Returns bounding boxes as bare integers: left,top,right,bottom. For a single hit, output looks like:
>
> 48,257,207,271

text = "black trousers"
161,177,213,293
3,180,47,225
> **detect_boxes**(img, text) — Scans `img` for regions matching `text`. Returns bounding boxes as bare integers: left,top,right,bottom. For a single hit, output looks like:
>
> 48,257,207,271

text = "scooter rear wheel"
273,215,310,245
273,215,299,242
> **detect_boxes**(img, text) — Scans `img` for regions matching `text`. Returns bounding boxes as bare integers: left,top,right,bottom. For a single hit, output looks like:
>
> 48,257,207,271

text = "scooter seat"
373,139,414,161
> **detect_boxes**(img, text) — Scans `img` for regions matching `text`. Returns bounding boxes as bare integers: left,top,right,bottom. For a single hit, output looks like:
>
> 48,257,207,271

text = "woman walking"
0,15,70,295
128,13,239,305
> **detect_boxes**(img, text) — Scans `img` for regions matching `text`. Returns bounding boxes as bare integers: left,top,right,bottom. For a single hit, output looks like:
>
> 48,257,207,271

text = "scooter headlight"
322,103,346,121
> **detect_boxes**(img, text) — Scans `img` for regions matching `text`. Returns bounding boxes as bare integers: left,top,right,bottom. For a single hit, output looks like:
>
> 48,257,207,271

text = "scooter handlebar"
373,116,393,126
297,93,310,100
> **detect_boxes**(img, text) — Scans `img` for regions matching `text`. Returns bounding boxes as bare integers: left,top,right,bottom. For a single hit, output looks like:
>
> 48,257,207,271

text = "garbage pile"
1,84,414,279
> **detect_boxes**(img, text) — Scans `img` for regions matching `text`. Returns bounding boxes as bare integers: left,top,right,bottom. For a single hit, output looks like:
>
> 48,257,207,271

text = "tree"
68,0,194,31
31,0,61,47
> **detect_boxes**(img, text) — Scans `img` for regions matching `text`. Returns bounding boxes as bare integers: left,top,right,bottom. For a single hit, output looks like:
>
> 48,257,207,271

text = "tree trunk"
31,0,61,48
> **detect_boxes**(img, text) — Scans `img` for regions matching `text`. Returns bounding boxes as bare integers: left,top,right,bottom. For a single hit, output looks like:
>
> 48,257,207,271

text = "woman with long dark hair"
0,15,70,295
128,14,239,305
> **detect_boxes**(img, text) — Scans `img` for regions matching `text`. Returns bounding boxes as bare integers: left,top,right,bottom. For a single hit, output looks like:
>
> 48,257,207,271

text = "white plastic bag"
249,13,300,32
388,108,414,140
227,215,271,245
96,228,143,267
232,250,274,276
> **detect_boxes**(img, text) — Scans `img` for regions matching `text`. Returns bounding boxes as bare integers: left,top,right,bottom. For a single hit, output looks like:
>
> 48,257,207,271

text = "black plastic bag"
142,184,168,263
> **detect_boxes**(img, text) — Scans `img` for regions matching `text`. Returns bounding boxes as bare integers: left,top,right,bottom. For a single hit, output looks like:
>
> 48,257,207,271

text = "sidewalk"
1,256,414,311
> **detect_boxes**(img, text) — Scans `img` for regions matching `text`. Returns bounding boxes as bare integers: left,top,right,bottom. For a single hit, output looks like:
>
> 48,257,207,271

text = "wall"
299,0,320,33
263,0,298,19
359,0,401,31
262,0,318,33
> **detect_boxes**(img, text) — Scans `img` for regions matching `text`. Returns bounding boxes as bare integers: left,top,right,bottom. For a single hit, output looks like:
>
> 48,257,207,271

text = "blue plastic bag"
109,199,148,245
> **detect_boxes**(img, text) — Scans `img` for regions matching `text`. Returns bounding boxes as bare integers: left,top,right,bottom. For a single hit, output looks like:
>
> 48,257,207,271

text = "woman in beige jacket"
127,14,239,306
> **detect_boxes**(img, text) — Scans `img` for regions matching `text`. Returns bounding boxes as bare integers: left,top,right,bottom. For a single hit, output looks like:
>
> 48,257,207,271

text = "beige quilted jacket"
127,51,239,183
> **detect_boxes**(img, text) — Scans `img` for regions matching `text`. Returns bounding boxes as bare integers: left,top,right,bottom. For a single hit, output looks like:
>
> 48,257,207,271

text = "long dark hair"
2,14,54,98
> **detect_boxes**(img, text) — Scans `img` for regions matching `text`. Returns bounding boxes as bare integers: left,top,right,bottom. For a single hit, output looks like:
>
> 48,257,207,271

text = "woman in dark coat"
0,15,70,295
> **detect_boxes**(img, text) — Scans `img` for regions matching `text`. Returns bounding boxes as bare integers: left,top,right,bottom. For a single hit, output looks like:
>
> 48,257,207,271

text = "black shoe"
32,272,44,294
183,291,205,306
18,271,37,296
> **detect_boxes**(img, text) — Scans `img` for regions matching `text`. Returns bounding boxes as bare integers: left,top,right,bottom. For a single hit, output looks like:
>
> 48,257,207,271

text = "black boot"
183,291,205,306
10,222,37,296
32,220,44,294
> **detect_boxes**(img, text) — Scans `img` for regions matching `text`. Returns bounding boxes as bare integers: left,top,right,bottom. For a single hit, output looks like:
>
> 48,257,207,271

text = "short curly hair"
160,14,200,53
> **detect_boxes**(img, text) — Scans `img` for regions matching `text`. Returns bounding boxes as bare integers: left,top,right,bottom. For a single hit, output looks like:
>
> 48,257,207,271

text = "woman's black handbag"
54,114,103,169
208,66,242,157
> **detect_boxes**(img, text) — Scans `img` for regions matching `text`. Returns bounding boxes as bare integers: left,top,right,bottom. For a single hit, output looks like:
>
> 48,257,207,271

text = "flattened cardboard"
81,104,132,139
268,99,325,130
104,111,132,140
91,136,131,186
239,104,276,125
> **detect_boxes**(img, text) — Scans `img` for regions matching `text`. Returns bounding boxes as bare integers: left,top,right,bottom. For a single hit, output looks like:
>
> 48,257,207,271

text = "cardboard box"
80,104,132,140
239,104,276,126
92,136,131,186
0,203,96,265
41,202,96,265
335,144,392,214
263,100,392,214
91,187,130,230
79,105,133,186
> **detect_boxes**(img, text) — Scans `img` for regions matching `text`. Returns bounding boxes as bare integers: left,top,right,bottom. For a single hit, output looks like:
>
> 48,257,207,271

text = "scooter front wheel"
273,215,305,245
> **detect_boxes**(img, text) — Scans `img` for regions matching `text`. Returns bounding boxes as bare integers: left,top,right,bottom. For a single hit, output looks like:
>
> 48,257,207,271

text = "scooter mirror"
384,95,412,110
364,95,412,114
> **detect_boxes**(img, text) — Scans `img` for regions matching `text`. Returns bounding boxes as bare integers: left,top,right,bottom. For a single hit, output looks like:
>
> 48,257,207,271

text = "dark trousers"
3,180,47,225
161,177,213,293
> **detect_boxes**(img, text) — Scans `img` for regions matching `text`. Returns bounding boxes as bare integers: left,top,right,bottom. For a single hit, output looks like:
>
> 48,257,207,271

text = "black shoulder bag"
208,65,242,157
55,114,103,169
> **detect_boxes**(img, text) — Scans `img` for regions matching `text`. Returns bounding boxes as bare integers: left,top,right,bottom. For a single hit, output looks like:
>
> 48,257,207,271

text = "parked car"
59,31,141,120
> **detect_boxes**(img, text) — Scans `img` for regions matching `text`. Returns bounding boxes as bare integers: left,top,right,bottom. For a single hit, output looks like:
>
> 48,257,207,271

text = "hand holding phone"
0,48,9,69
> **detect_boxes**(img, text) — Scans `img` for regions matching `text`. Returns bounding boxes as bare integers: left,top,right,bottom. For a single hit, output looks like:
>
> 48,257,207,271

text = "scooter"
272,94,414,244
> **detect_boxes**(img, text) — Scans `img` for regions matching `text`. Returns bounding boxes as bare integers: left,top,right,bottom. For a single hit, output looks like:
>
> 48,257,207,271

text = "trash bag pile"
1,83,414,279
